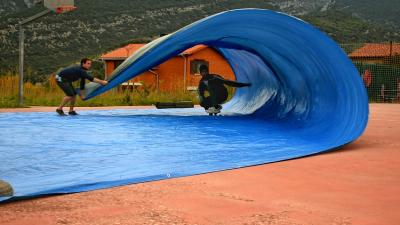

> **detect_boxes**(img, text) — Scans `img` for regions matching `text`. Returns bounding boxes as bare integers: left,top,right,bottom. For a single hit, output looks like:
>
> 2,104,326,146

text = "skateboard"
206,105,222,116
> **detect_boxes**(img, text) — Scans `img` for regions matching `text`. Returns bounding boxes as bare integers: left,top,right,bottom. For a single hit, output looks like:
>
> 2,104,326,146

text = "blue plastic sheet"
0,9,368,202
86,8,368,142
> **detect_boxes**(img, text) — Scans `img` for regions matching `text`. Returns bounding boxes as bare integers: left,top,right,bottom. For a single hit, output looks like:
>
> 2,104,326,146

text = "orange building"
100,44,235,92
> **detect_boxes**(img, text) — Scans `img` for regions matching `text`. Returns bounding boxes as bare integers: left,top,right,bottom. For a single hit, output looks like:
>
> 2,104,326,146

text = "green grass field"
0,74,201,108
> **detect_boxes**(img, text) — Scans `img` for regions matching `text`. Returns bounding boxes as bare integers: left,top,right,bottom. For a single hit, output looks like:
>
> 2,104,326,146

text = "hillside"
301,9,399,43
0,0,399,83
335,0,400,30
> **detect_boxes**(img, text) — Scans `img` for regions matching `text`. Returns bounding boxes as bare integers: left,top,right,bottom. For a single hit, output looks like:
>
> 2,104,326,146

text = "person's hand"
101,80,108,86
79,90,86,99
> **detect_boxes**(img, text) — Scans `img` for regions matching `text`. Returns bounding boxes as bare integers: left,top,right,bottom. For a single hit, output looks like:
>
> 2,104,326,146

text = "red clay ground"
0,104,399,225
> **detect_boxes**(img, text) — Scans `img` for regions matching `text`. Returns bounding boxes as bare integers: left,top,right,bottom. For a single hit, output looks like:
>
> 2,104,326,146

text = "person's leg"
67,96,78,115
58,96,72,110
56,96,72,115
56,81,76,114
214,89,228,110
204,88,219,113
208,89,218,108
69,96,76,112
200,96,212,109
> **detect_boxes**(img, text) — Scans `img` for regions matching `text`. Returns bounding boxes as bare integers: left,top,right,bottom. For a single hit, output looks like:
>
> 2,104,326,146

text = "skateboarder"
198,65,251,115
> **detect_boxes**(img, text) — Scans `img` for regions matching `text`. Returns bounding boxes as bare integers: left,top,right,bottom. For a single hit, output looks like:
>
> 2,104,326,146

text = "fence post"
389,41,393,57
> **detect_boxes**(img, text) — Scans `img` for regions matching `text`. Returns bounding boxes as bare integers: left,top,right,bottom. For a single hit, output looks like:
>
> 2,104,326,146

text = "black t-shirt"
59,66,94,90
198,74,249,98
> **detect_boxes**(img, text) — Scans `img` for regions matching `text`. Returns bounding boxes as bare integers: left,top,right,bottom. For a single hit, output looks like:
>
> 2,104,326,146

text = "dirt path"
0,104,399,225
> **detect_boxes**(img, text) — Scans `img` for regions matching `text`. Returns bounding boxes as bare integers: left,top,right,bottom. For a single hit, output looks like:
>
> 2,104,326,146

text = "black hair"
199,64,208,72
80,58,92,66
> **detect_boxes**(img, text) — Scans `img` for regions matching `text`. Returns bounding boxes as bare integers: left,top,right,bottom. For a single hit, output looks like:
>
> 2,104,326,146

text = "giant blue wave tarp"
86,8,368,142
0,9,368,203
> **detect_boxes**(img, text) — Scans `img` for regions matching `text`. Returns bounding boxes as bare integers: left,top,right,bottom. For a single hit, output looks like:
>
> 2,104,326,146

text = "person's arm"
215,75,251,87
93,77,108,86
79,69,108,98
78,78,108,99
81,70,94,84
80,78,86,90
79,78,86,99
78,70,95,92
79,70,108,88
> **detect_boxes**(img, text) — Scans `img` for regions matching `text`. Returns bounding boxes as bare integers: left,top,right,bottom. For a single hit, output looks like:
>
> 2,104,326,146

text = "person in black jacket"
55,58,108,115
198,64,251,114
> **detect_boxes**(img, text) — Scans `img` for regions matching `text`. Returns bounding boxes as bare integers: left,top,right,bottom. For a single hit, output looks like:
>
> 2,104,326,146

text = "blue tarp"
0,9,368,202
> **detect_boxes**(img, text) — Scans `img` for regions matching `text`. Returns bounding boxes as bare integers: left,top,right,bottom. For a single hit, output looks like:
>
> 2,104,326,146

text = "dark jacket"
198,74,250,99
58,66,94,90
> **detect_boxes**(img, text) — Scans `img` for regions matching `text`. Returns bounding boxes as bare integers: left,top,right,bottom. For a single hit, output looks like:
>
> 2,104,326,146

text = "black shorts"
56,81,77,97
200,94,228,109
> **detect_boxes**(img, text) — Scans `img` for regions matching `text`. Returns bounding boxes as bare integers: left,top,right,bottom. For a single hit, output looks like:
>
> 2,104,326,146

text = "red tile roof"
101,44,145,60
349,43,400,58
101,44,208,60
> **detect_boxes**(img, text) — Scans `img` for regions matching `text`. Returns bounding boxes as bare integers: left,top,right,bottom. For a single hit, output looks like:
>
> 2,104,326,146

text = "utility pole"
18,26,24,105
17,0,76,106
18,9,51,105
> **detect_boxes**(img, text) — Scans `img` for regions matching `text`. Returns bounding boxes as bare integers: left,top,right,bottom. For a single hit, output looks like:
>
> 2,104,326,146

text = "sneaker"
68,110,78,116
206,107,220,114
206,107,215,113
56,108,65,116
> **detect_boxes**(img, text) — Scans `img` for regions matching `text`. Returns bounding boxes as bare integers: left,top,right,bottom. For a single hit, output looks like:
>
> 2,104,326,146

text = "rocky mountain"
271,0,335,15
0,0,41,17
0,0,399,82
335,0,400,29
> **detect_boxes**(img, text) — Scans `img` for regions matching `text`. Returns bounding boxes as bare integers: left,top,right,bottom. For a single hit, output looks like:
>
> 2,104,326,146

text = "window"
114,60,124,68
190,60,208,75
